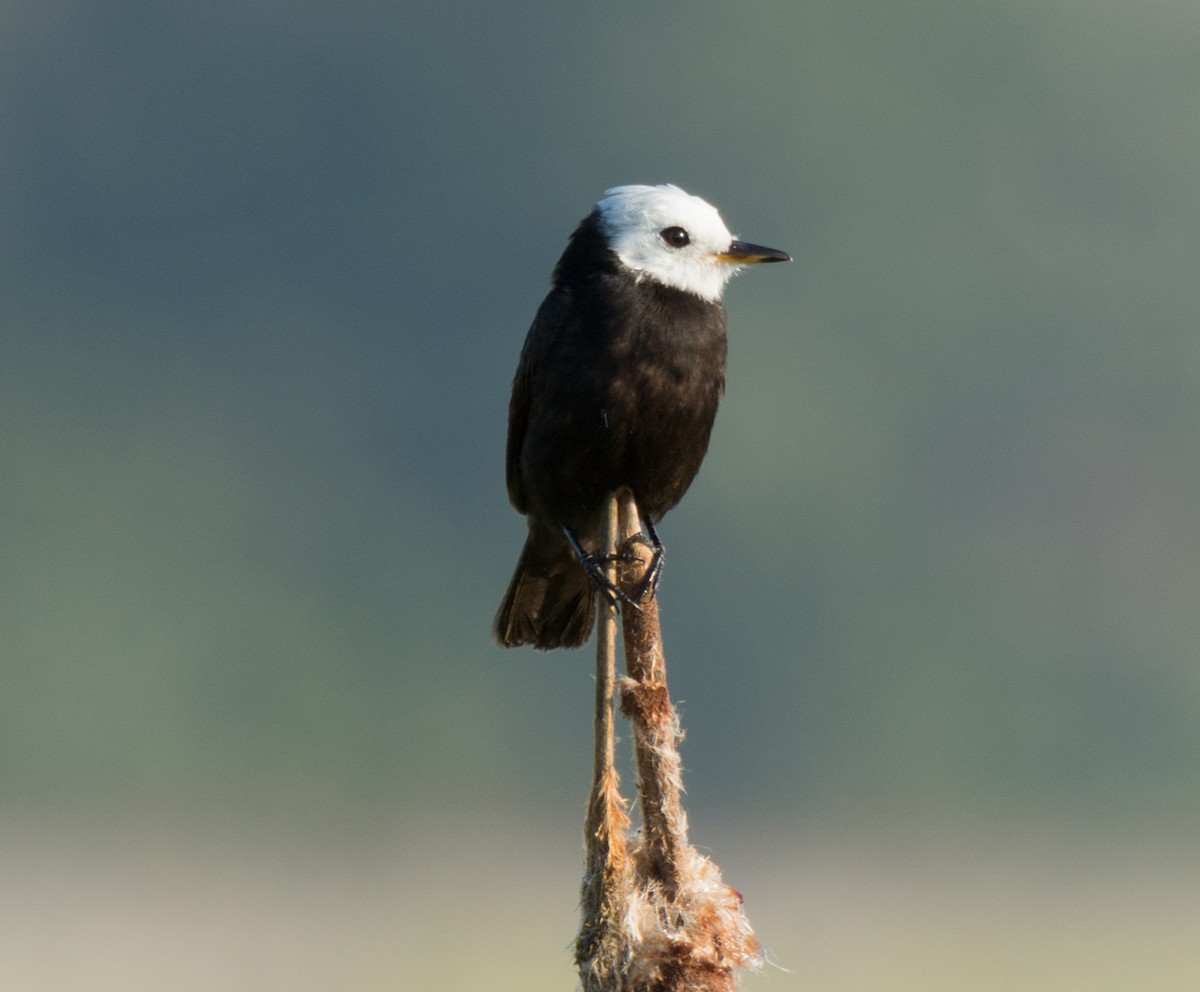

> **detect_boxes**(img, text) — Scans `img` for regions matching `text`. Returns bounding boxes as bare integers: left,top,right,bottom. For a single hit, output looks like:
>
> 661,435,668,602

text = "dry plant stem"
616,542,687,896
576,495,631,988
589,494,621,846
578,490,761,992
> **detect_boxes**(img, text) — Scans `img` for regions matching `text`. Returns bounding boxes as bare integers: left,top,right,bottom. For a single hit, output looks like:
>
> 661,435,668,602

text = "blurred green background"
4,1,1200,988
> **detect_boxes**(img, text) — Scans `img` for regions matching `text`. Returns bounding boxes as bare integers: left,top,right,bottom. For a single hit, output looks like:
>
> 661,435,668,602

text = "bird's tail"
493,534,595,649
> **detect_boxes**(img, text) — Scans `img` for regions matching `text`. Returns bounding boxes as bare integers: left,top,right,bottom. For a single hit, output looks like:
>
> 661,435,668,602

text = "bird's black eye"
660,226,690,249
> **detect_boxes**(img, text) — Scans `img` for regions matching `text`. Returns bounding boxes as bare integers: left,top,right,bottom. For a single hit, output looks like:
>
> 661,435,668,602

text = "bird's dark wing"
505,286,571,514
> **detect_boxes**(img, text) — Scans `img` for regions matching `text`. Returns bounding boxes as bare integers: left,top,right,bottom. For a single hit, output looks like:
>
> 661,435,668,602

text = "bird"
494,184,789,650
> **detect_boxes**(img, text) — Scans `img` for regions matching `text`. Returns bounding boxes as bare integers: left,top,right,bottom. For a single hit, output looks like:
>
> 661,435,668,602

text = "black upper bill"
718,240,792,264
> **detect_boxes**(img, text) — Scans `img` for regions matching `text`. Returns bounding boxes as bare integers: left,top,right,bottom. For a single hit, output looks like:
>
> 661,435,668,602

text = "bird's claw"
578,551,643,610
632,544,664,601
564,524,664,610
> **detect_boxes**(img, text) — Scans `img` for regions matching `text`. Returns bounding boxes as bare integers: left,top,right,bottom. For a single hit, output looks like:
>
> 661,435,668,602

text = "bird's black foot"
632,521,665,602
562,526,644,609
563,524,667,608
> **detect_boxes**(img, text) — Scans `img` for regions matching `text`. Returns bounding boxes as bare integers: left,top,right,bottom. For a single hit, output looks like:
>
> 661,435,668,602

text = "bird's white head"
596,184,789,302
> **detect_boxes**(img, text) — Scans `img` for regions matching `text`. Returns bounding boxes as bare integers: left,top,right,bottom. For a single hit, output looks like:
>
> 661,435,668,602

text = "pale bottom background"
3,806,1196,991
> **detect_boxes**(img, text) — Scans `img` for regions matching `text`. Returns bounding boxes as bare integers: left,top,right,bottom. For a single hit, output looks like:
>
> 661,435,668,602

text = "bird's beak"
716,240,791,265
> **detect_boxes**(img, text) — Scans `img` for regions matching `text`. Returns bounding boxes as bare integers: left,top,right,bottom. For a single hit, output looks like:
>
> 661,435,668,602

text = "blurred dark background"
3,2,1199,988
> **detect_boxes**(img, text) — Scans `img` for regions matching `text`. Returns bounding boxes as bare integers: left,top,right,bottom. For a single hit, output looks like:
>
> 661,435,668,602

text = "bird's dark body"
495,211,727,649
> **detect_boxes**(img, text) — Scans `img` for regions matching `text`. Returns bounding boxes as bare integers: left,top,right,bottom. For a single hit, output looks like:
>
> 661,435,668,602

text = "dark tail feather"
494,537,595,649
